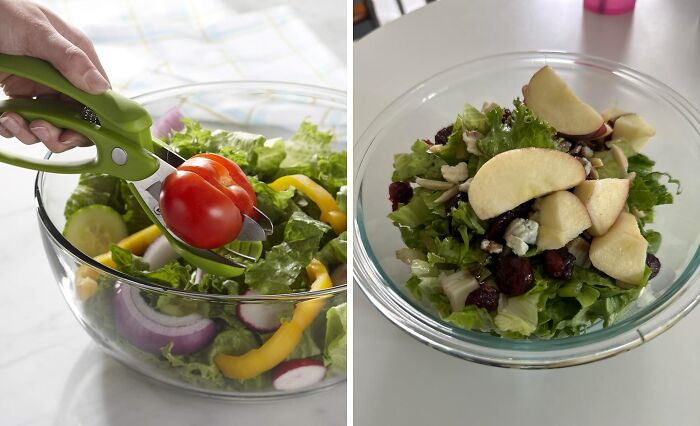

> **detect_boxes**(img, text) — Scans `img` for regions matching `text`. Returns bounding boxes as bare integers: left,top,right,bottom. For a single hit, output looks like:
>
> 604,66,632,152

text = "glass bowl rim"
353,50,700,366
36,80,347,302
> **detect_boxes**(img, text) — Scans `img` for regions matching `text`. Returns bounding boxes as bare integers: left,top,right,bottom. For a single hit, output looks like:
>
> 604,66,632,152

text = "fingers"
0,113,38,145
0,114,91,153
38,6,110,84
24,27,109,95
29,120,92,153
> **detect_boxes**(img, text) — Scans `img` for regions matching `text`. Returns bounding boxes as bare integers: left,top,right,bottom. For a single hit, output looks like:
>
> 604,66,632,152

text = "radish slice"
330,264,347,285
152,107,185,139
272,359,327,391
236,290,291,333
113,284,215,354
143,235,179,270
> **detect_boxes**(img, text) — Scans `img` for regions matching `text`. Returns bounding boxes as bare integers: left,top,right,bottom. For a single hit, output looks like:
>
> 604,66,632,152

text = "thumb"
26,31,109,95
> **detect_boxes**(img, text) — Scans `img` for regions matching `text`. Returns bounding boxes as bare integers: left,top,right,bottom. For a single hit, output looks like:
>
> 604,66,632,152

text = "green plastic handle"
0,53,154,150
0,98,158,180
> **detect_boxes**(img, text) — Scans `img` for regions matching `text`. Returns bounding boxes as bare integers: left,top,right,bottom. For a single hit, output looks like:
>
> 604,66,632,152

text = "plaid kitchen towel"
36,0,346,95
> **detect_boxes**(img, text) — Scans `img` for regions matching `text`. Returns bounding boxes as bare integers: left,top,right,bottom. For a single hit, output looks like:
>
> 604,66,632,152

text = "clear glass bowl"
354,51,700,368
36,82,347,398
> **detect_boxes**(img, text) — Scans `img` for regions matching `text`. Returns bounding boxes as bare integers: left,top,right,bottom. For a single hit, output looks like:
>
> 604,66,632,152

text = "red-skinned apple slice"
562,123,608,141
468,148,586,220
612,113,656,152
589,212,648,286
524,66,604,137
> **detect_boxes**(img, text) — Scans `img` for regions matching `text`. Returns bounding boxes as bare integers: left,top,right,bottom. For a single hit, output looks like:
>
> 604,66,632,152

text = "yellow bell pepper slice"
75,224,162,300
214,259,333,380
269,175,347,234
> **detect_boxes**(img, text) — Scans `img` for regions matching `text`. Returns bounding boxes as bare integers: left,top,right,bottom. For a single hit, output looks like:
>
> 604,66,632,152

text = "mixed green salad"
65,115,347,392
388,66,679,339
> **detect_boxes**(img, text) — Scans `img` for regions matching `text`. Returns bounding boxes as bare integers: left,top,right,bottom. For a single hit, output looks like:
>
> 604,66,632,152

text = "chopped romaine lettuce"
392,139,447,182
445,305,495,332
245,211,330,294
317,232,347,271
323,303,347,375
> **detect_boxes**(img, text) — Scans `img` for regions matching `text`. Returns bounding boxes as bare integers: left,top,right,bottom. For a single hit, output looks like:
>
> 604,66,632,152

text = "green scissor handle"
0,98,158,180
0,53,158,180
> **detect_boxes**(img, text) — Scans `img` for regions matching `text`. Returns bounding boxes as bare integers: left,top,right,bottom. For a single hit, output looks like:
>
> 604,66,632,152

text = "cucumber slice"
64,205,128,257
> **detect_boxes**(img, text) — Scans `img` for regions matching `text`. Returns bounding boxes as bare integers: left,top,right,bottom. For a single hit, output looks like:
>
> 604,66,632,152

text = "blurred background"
41,0,346,95
354,0,437,39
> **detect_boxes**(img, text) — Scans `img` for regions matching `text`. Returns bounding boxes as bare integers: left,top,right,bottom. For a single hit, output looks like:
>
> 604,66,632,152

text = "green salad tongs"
0,53,272,277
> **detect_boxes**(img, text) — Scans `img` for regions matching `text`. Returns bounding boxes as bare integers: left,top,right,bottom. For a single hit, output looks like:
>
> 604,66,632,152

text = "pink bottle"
584,0,636,15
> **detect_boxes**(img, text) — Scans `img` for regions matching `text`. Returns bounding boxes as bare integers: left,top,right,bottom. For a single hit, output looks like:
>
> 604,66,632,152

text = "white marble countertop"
0,1,346,425
354,0,700,425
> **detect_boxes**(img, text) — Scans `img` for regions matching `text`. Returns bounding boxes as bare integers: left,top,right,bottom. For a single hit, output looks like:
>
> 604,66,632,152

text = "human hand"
0,0,109,152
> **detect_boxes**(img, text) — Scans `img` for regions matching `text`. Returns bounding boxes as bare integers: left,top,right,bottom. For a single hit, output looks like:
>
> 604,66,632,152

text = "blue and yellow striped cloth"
38,0,346,95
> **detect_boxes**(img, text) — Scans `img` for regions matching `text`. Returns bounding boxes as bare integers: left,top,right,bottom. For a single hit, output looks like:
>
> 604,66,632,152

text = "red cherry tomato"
193,153,256,205
159,154,256,249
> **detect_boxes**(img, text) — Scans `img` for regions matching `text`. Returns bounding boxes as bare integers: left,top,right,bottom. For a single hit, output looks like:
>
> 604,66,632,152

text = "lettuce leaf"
495,291,540,337
445,305,495,332
404,260,452,318
477,99,559,159
336,186,347,213
627,170,677,225
392,139,446,181
161,323,265,389
244,211,330,294
388,189,434,228
249,177,296,225
536,267,642,337
110,245,193,289
323,303,347,375
280,121,333,168
450,201,486,235
64,173,121,218
286,329,322,361
317,232,347,271
433,104,488,165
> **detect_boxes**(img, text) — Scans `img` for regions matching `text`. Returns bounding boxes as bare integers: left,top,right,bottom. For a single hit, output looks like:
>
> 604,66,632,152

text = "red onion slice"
152,107,185,140
113,284,215,355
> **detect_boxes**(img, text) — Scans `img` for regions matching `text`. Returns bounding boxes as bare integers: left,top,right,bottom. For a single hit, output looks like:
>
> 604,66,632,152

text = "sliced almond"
415,178,455,190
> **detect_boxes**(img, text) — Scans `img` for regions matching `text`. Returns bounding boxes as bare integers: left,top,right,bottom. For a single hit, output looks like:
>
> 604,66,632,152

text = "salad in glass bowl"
388,65,679,339
38,82,347,398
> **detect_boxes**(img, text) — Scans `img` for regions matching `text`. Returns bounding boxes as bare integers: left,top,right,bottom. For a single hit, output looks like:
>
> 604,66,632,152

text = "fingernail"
30,126,49,141
61,137,80,147
83,69,110,93
0,116,20,134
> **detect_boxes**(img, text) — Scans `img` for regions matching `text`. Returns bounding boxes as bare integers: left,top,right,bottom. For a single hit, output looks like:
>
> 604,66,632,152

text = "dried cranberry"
501,108,512,123
646,253,661,279
434,125,453,145
466,285,500,311
493,254,534,296
485,201,533,241
389,181,413,211
443,191,468,213
543,248,576,280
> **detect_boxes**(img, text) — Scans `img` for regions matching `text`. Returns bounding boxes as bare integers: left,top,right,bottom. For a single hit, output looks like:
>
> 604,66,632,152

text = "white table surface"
0,1,346,425
354,1,700,425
